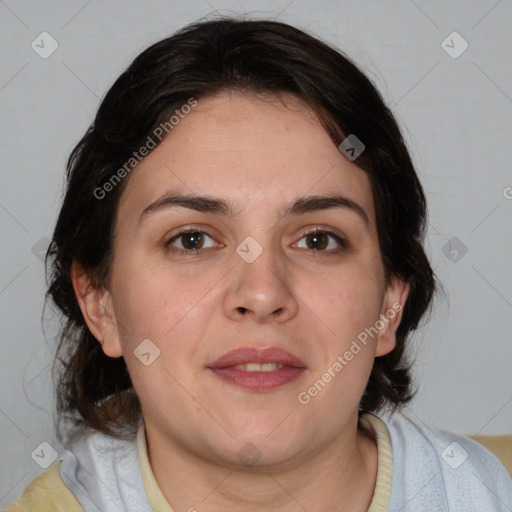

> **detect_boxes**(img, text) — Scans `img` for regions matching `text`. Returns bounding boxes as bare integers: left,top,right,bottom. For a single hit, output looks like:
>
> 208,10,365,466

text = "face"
76,90,409,469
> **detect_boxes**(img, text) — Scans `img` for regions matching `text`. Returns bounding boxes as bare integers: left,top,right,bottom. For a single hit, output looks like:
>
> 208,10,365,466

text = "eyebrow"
138,191,369,226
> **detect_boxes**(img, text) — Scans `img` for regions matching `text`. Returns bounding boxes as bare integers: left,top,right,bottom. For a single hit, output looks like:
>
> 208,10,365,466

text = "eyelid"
295,224,346,240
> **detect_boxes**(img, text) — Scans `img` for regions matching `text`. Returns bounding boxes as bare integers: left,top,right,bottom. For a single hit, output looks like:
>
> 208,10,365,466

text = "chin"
221,436,302,471
225,411,293,440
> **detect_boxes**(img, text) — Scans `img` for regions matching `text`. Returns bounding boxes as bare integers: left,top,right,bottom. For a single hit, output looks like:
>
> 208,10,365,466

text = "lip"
208,347,307,369
207,347,307,391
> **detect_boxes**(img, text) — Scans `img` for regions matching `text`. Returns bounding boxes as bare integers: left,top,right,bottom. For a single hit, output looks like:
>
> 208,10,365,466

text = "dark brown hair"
47,16,436,438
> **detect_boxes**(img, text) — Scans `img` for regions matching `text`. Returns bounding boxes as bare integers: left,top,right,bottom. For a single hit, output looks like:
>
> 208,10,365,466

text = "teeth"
233,363,285,371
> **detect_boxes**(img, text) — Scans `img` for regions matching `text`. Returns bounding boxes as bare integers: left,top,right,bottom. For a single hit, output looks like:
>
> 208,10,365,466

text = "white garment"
60,429,150,512
59,410,512,511
383,410,512,511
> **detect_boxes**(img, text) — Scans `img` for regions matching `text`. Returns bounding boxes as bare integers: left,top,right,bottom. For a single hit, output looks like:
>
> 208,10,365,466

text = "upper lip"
208,347,307,369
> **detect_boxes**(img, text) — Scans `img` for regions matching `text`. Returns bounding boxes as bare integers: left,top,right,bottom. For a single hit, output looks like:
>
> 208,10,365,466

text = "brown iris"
180,231,204,250
305,231,328,250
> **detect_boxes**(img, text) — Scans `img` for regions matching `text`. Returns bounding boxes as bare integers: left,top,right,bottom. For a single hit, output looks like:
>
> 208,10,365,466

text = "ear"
70,261,123,358
375,276,410,357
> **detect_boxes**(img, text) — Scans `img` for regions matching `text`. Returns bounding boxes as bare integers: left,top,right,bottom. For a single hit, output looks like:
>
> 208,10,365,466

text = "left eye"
294,230,347,252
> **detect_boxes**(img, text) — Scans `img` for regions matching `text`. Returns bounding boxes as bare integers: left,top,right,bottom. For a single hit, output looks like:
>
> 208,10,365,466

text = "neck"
144,415,378,512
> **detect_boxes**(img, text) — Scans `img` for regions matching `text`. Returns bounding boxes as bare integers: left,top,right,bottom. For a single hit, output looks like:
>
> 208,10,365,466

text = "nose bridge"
224,230,298,322
232,204,282,271
235,231,286,293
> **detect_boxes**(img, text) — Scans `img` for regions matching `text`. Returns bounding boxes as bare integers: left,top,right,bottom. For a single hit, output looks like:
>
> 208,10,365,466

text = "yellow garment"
4,413,393,511
137,424,174,511
3,460,82,512
363,414,393,512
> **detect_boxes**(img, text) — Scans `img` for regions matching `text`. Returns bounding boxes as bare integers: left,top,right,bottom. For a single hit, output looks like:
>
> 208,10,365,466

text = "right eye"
165,229,218,255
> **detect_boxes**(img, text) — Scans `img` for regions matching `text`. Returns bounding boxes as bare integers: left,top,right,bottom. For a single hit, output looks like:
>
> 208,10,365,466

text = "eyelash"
165,227,348,256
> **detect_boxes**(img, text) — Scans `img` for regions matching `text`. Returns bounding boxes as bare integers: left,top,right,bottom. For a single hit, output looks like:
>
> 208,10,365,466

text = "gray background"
1,0,511,507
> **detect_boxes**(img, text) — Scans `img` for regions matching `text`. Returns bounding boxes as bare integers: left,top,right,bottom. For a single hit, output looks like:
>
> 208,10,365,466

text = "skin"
73,90,410,511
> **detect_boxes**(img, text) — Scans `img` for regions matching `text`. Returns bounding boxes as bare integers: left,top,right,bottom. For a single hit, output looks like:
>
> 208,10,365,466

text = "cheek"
306,258,384,344
110,258,220,355
300,268,381,415
110,265,212,400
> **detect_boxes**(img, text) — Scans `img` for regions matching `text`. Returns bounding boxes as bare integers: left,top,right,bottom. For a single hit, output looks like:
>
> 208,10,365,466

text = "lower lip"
209,367,305,390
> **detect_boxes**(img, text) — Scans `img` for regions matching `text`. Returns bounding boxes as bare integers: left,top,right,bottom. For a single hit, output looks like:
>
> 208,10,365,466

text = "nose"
223,241,299,324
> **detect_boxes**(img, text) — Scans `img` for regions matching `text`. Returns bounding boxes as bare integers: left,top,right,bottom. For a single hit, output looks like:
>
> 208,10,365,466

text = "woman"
7,17,511,512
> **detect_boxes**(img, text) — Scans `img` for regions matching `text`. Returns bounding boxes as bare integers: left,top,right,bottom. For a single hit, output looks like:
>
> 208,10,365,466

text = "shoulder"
377,409,512,511
4,461,82,512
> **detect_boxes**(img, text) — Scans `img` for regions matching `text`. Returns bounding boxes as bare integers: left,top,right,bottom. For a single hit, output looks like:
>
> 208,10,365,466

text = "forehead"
117,90,375,226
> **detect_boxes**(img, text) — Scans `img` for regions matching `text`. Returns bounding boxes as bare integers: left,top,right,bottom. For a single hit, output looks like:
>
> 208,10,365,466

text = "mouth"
207,346,307,391
231,362,286,371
